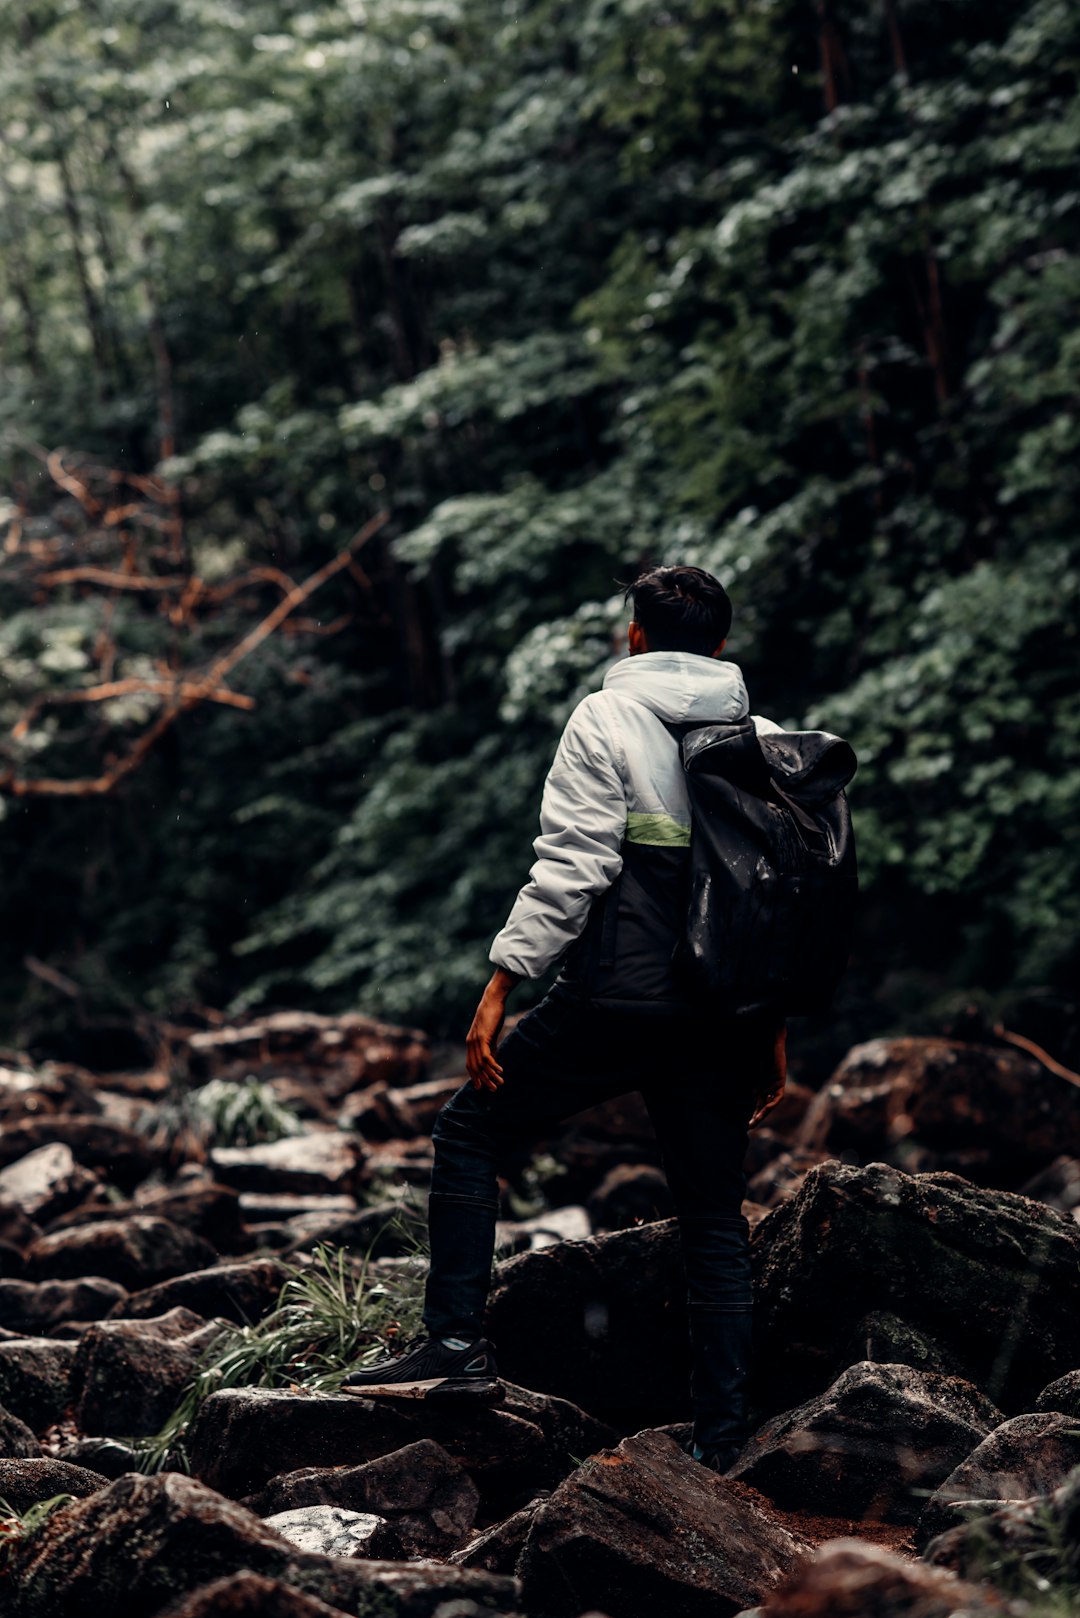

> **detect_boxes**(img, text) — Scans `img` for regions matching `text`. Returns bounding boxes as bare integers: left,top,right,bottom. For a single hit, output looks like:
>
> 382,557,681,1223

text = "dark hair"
623,565,732,655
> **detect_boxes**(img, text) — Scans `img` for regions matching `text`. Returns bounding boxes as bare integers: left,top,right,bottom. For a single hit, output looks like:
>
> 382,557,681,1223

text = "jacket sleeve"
489,692,627,980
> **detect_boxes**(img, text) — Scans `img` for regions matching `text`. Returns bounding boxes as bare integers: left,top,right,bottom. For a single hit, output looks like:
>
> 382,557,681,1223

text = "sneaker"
340,1334,503,1401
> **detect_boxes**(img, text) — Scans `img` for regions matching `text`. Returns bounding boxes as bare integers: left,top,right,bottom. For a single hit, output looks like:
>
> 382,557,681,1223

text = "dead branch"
0,508,389,797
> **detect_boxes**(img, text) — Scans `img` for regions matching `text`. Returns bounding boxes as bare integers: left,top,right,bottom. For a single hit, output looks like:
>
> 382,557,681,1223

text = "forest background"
0,0,1077,1077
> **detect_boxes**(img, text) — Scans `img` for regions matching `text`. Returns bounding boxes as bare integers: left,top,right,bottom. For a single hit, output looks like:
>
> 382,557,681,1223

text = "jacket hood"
602,651,749,725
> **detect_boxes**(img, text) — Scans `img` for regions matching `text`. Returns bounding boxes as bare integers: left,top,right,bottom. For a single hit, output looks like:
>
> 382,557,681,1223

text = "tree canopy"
0,0,1077,1063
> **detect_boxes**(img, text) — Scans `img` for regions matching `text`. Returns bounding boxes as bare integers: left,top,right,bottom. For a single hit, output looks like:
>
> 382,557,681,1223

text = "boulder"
239,1194,357,1226
756,1537,1009,1617
517,1428,812,1618
751,1159,1080,1415
107,1257,287,1325
244,1438,479,1556
5,1468,517,1618
283,1200,423,1260
829,1310,959,1380
450,1497,544,1573
0,1063,99,1122
187,1386,560,1504
262,1505,400,1559
72,1309,227,1436
728,1360,1002,1524
0,1196,43,1253
586,1164,675,1230
796,1037,1080,1187
915,1410,1080,1548
54,1436,143,1478
0,1144,100,1223
48,1182,245,1254
28,1216,218,1290
535,1091,662,1204
922,1462,1080,1591
184,1010,429,1098
158,1573,355,1618
0,1336,77,1428
0,1400,43,1457
209,1134,365,1198
0,1277,128,1334
500,1205,592,1251
1019,1154,1080,1213
0,1456,107,1512
1035,1368,1080,1416
486,1219,689,1423
338,1084,421,1141
0,1117,158,1191
745,1149,832,1209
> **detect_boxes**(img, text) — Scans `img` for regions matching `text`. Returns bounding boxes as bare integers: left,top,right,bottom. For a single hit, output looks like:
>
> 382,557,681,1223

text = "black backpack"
663,718,858,1017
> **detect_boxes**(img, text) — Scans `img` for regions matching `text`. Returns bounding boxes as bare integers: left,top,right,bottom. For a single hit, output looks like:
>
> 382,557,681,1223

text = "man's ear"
628,620,649,656
710,638,728,659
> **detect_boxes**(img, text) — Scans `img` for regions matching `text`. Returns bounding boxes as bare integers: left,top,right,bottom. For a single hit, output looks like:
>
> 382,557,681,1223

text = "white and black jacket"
490,651,781,1013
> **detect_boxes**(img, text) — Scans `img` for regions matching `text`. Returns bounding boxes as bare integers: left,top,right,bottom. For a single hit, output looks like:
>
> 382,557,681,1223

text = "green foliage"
137,1077,304,1160
135,1235,427,1474
0,0,1077,1050
0,1494,74,1571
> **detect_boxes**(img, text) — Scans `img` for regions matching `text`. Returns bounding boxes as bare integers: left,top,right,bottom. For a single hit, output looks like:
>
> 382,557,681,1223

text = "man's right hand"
748,1016,787,1129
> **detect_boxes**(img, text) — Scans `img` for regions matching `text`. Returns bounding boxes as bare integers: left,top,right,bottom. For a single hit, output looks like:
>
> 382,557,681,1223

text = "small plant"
134,1224,427,1474
943,1461,1080,1618
137,1075,303,1165
0,1493,74,1574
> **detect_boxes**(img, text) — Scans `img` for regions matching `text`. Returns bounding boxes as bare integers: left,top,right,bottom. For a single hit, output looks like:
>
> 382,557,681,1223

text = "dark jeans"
422,989,761,1449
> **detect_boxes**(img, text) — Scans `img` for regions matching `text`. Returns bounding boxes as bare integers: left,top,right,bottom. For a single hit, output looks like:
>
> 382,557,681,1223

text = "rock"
502,1205,592,1250
0,1400,42,1457
915,1411,1080,1548
262,1505,400,1559
338,1083,421,1141
745,1149,832,1209
185,1010,429,1099
48,1182,246,1254
209,1134,365,1198
54,1436,143,1478
751,1159,1080,1415
756,1537,1008,1617
0,1277,128,1334
0,1117,157,1191
6,1469,516,1618
239,1194,357,1226
283,1199,423,1260
0,1456,107,1512
922,1462,1080,1589
0,1144,100,1223
829,1310,958,1379
158,1572,357,1618
0,1196,43,1253
1035,1368,1080,1416
587,1164,675,1230
0,1062,100,1122
517,1428,812,1618
389,1076,461,1132
108,1257,287,1325
729,1360,1002,1524
72,1309,228,1437
361,1140,433,1187
0,1336,76,1429
187,1386,557,1504
450,1498,543,1573
1019,1154,1080,1212
796,1037,1080,1187
536,1091,662,1204
486,1219,689,1424
28,1216,218,1290
245,1439,479,1556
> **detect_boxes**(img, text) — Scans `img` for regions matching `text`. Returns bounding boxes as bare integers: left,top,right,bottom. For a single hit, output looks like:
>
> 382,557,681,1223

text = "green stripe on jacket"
625,811,691,847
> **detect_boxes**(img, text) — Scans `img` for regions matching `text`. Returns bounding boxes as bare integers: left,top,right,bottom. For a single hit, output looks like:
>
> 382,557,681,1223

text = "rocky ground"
2,1010,1080,1616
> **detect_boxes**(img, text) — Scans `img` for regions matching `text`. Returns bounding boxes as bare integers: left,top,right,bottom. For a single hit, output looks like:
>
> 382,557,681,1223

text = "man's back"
490,649,781,1011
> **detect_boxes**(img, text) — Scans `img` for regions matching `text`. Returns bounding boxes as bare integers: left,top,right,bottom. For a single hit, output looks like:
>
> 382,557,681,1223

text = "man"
344,564,787,1473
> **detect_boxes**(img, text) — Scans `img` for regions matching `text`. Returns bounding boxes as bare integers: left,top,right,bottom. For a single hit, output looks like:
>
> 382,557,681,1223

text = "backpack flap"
677,721,858,1016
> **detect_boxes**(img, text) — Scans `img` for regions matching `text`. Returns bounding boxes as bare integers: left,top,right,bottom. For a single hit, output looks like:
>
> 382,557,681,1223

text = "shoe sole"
342,1374,504,1402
